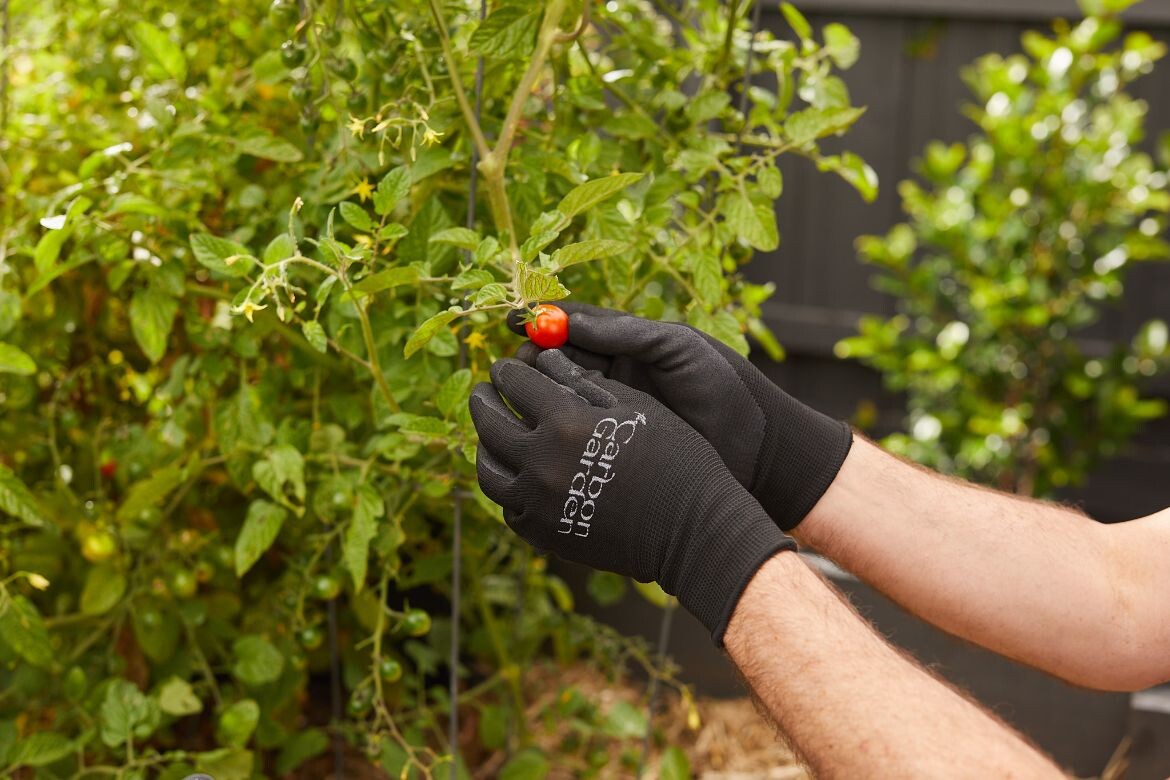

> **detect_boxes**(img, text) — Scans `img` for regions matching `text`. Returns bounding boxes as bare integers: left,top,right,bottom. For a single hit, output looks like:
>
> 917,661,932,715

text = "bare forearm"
796,435,1170,690
725,552,1063,779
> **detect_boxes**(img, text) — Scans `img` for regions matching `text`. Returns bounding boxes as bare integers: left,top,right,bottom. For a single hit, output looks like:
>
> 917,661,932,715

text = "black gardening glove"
470,350,795,643
509,303,852,532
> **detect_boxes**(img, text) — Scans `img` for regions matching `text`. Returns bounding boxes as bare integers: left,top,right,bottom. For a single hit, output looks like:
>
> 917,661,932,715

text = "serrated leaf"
724,191,779,251
373,166,411,216
302,320,327,352
100,680,160,748
80,565,127,615
520,231,559,263
436,369,472,417
235,131,303,162
0,464,46,526
116,461,185,525
129,288,178,364
339,201,373,232
10,732,74,768
0,595,52,667
234,500,289,576
158,677,203,717
0,342,35,376
342,485,384,591
429,227,480,250
516,264,569,303
190,233,253,278
690,250,722,305
529,210,568,235
784,106,866,146
352,266,419,295
131,21,187,82
253,445,305,512
557,173,645,219
469,5,540,59
549,240,629,270
404,309,461,358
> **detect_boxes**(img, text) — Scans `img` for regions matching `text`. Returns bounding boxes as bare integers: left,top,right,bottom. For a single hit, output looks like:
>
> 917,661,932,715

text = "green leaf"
781,2,812,42
686,91,730,125
586,571,627,605
80,565,127,615
818,152,879,203
276,728,329,775
234,130,303,162
549,239,629,270
824,22,860,68
429,227,481,250
131,21,187,82
437,369,472,417
632,580,674,608
470,5,540,59
132,608,180,662
0,595,53,667
100,679,160,748
557,173,645,219
342,484,385,591
784,106,866,146
217,699,260,747
116,461,185,525
352,266,419,295
231,636,284,687
234,500,289,576
0,465,45,526
724,191,779,251
374,166,411,216
499,748,550,780
190,233,253,278
158,677,203,717
253,444,306,512
520,230,559,263
451,268,495,291
404,309,461,359
339,201,373,232
602,701,646,738
690,250,721,306
0,342,35,376
263,233,295,265
129,288,178,364
758,165,783,199
302,320,328,353
474,283,509,306
10,732,74,767
388,413,455,436
516,264,569,303
660,746,691,780
196,748,254,780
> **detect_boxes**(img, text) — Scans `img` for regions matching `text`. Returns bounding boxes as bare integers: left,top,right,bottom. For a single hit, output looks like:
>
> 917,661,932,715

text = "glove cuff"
758,402,854,532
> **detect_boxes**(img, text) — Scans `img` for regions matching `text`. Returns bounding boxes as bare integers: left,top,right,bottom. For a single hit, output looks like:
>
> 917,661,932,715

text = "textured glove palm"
470,350,794,642
510,303,852,531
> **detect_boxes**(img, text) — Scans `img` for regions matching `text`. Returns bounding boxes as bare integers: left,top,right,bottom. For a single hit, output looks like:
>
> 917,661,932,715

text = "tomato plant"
0,0,872,775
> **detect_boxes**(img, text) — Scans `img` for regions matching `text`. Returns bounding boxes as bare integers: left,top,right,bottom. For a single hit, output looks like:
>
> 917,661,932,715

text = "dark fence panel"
749,2,1170,520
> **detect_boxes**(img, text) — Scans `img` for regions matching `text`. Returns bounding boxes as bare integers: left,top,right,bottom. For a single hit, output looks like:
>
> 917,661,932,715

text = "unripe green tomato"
331,58,357,81
400,608,431,637
319,27,341,47
347,687,372,716
63,666,88,701
169,569,198,599
280,40,306,67
299,112,319,134
81,530,117,563
379,657,403,683
312,573,342,600
298,625,324,650
211,545,234,570
290,80,312,104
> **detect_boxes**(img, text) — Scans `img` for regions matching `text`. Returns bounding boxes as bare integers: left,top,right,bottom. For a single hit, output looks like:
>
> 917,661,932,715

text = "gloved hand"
509,303,853,532
470,349,795,643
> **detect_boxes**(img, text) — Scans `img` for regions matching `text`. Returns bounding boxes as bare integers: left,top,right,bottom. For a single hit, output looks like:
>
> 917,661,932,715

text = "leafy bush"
838,0,1170,495
0,0,872,775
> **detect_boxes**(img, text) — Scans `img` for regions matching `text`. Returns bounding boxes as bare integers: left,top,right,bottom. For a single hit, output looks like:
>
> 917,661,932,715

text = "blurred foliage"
839,0,1170,495
0,0,871,775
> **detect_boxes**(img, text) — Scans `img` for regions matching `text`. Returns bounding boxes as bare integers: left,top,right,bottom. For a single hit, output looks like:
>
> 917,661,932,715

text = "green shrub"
0,0,871,774
839,0,1170,495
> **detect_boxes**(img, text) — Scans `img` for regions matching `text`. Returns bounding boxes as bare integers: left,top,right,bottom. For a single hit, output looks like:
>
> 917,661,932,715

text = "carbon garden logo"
559,412,647,537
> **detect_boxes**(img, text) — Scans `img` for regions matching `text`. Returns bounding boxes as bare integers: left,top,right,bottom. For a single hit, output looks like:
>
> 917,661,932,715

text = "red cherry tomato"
524,304,569,349
100,460,117,479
